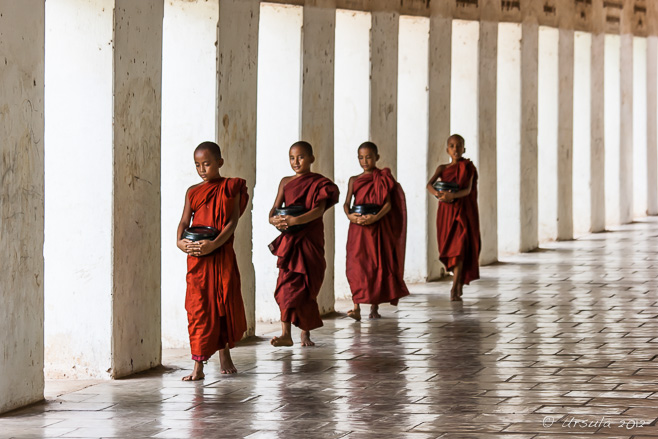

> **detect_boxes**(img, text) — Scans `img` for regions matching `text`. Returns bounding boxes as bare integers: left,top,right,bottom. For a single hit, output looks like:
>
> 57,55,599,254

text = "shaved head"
447,134,465,148
358,141,378,155
195,141,222,160
290,141,313,156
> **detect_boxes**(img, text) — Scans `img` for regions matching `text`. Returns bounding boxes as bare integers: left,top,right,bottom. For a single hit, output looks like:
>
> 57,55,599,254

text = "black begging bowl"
182,226,220,242
349,204,381,215
433,181,460,193
275,205,307,233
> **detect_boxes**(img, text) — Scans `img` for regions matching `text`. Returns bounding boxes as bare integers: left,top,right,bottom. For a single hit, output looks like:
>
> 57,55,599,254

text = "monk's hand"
359,214,376,225
178,239,194,254
438,191,455,203
347,213,361,224
195,239,217,256
272,215,289,231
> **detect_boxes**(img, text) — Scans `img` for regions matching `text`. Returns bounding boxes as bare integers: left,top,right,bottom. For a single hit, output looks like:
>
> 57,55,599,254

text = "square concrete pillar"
619,33,634,223
112,0,164,378
591,32,606,231
370,10,399,173
301,2,336,314
573,31,592,237
557,28,574,240
605,34,622,227
520,22,539,251
216,0,260,335
648,36,658,216
477,21,498,264
0,0,45,414
427,14,451,280
633,37,648,218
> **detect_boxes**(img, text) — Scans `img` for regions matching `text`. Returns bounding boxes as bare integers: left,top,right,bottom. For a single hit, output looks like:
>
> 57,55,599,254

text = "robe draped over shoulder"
346,168,410,305
185,178,249,360
269,172,340,331
436,159,481,285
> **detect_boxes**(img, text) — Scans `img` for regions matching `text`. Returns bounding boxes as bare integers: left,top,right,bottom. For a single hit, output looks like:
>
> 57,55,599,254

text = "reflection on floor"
3,218,658,438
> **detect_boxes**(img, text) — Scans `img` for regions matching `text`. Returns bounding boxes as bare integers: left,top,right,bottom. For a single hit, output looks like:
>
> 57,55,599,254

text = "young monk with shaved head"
344,142,409,321
427,134,481,301
177,141,249,380
268,141,339,347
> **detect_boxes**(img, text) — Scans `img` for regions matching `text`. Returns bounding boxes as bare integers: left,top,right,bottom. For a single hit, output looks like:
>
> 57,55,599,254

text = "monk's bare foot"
300,330,315,347
219,347,237,374
182,360,205,381
347,308,361,321
369,304,381,319
457,284,464,298
270,334,294,347
450,286,461,301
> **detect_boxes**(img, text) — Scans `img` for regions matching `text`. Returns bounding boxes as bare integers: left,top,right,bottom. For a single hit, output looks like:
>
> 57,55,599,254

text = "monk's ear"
376,154,380,162
309,155,316,164
218,158,225,168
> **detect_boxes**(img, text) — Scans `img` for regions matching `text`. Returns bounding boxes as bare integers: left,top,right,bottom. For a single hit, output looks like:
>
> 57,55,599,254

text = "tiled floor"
4,218,658,438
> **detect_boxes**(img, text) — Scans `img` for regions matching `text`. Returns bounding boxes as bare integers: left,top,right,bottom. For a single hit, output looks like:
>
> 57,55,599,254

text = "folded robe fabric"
435,158,481,285
346,168,410,305
185,178,249,360
269,172,340,331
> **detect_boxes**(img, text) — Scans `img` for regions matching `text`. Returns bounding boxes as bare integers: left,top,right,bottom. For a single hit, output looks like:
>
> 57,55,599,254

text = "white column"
427,14,451,279
633,36,648,218
477,21,498,264
334,10,370,299
217,0,260,335
648,36,658,215
591,32,606,231
538,26,559,242
451,20,479,147
370,10,399,173
398,16,430,282
520,22,539,251
45,0,114,378
0,0,45,414
161,0,218,349
573,31,592,237
605,34,621,227
557,28,574,240
301,3,336,314
619,34,634,223
111,0,164,378
496,23,522,256
254,4,303,323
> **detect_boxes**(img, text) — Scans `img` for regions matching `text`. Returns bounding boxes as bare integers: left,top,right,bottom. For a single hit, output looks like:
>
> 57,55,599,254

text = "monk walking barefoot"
177,142,249,379
344,142,410,320
427,135,481,301
268,142,339,348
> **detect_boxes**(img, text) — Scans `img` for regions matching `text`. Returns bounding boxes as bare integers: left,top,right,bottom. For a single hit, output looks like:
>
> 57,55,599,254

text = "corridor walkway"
3,218,658,438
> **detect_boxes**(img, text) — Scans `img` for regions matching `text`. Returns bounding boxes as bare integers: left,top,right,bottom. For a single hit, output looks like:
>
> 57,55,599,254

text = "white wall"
605,34,621,227
450,20,479,154
334,9,370,300
160,0,218,348
573,31,592,237
398,15,429,283
633,36,648,218
537,26,559,242
254,3,303,322
44,0,113,379
496,23,522,255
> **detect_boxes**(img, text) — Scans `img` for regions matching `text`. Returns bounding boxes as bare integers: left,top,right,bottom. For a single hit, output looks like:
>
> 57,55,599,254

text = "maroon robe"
186,178,249,360
436,159,481,285
269,172,340,331
346,168,410,305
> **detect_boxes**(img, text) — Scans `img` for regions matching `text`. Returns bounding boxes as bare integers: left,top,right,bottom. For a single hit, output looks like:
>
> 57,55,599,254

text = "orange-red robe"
436,158,481,285
186,178,249,361
269,172,339,331
346,168,410,305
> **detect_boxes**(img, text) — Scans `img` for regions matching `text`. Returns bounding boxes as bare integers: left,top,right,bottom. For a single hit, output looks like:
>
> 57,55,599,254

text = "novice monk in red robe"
268,141,339,347
177,141,249,380
344,142,409,321
427,134,481,301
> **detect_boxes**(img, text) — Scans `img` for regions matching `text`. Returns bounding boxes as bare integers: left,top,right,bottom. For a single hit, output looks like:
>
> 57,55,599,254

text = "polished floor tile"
3,218,658,438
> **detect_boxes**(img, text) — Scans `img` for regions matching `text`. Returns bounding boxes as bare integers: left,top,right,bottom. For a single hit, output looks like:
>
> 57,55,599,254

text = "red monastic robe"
436,159,481,285
346,168,410,305
186,178,249,360
269,172,340,331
